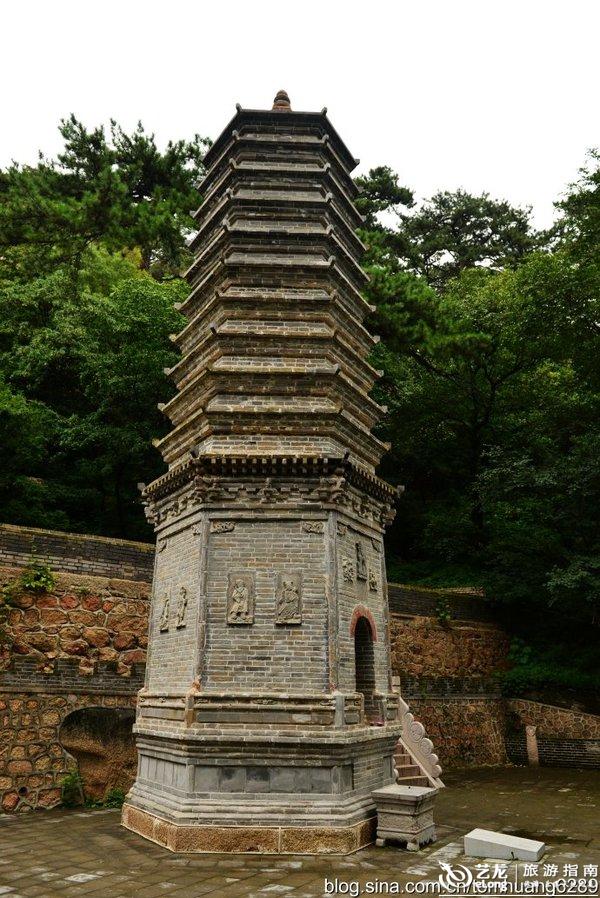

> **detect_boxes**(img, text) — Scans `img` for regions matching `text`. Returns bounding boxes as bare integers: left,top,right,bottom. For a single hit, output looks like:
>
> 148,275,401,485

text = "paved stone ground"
1,768,599,898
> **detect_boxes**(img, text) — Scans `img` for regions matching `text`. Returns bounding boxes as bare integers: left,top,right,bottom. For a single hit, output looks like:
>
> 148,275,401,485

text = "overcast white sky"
2,0,598,228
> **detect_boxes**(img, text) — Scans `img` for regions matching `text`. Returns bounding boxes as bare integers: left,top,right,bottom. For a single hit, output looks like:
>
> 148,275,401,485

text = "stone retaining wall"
505,699,600,771
0,566,145,813
410,696,509,767
390,613,509,679
508,699,600,739
1,567,149,676
388,607,510,769
0,691,137,812
0,542,150,813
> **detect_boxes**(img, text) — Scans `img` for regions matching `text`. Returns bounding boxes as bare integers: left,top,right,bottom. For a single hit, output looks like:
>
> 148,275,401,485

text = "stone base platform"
123,720,402,854
122,803,377,854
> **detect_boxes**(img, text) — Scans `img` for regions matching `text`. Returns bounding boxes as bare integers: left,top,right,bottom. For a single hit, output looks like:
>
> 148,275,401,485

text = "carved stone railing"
397,695,444,788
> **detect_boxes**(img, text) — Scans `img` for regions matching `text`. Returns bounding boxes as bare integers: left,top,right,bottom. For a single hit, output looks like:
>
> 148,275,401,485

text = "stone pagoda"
123,91,441,854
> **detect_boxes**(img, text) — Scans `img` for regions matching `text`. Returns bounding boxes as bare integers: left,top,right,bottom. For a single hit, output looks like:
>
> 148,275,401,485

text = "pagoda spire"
272,89,291,110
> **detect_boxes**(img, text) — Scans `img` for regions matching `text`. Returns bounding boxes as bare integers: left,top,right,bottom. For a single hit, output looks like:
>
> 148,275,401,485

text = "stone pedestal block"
372,783,438,851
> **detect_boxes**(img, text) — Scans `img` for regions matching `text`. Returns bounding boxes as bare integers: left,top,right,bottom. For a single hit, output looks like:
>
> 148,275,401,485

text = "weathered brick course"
0,524,153,581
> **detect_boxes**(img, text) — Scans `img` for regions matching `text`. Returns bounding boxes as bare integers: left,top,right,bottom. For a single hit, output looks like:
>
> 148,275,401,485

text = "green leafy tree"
355,167,538,290
555,148,600,266
0,117,207,537
0,247,184,538
0,116,208,282
355,165,414,228
398,190,538,288
357,154,599,643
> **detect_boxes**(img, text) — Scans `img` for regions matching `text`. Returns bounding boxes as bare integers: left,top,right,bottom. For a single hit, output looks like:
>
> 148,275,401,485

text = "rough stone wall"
0,540,150,813
387,589,511,768
508,699,600,739
0,691,137,813
60,707,137,800
409,697,509,767
505,699,600,770
1,567,149,675
390,614,510,680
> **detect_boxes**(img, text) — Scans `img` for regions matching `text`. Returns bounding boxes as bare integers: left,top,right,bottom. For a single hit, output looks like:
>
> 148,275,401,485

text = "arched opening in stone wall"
354,616,377,722
59,708,136,802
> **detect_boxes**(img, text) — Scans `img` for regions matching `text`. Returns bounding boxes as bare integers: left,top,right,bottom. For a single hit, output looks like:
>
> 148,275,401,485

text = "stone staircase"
395,695,445,789
393,745,432,787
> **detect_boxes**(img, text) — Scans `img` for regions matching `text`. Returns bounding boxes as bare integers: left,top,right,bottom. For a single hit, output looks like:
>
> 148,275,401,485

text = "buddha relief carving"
159,590,170,632
276,573,302,624
342,557,355,582
356,542,367,581
227,573,255,625
176,586,188,628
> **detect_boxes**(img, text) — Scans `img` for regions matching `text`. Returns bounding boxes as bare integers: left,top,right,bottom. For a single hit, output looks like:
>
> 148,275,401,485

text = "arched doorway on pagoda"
350,606,378,722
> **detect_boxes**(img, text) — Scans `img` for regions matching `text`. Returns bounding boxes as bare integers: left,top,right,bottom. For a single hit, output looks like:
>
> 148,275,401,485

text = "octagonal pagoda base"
122,722,402,854
122,805,378,855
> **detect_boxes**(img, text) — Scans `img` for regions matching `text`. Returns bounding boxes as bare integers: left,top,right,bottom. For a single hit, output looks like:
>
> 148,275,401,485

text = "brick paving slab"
1,769,599,898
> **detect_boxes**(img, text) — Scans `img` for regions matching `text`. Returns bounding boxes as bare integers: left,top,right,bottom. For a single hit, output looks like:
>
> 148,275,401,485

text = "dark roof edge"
202,108,358,173
142,455,399,504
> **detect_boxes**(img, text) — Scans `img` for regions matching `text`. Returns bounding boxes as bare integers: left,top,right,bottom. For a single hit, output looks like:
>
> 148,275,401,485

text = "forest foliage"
0,119,598,690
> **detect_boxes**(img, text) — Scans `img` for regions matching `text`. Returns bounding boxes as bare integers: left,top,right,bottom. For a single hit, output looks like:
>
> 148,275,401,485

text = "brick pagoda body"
123,91,407,854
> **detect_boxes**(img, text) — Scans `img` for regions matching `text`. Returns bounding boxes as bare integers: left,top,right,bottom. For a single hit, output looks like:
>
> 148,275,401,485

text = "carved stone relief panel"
227,572,255,625
342,558,355,582
368,568,379,592
176,586,188,628
159,590,171,632
302,521,324,534
337,522,347,536
211,521,236,533
356,542,367,581
276,573,302,625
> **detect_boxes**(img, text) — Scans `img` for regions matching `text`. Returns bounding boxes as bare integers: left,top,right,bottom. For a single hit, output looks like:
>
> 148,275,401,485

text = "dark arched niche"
59,707,136,801
353,616,377,722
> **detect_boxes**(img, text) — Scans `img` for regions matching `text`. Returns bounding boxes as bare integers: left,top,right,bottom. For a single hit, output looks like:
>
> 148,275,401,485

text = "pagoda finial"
272,89,291,111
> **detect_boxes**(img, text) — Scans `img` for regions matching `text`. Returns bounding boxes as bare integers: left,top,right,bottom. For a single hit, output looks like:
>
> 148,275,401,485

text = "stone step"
395,774,431,787
394,764,422,778
394,752,412,765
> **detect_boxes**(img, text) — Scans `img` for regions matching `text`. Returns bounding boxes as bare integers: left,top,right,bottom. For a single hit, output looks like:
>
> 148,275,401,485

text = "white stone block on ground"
464,829,545,861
